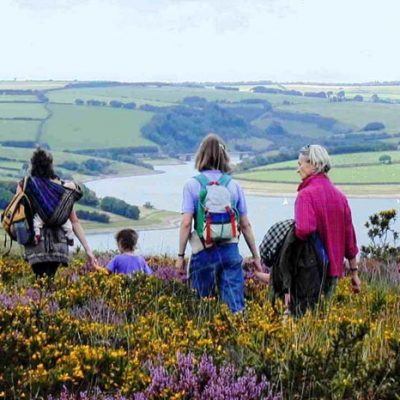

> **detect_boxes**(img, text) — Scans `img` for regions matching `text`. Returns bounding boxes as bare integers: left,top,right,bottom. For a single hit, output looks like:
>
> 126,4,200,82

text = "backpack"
194,173,240,247
1,177,34,246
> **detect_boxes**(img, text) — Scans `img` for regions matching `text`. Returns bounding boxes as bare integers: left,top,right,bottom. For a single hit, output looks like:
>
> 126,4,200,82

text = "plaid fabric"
259,219,294,266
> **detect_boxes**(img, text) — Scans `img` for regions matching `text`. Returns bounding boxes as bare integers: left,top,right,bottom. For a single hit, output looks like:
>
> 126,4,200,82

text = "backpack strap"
22,176,29,192
217,173,232,187
194,173,210,189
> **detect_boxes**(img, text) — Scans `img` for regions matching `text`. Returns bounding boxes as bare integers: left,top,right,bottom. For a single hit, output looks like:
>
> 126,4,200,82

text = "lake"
86,162,400,256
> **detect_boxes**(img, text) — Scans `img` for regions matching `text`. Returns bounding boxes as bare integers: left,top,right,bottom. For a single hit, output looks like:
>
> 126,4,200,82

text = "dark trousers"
31,262,60,278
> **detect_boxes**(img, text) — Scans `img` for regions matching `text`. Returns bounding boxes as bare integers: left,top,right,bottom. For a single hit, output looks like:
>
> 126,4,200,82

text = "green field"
283,83,400,101
0,120,40,141
0,94,39,102
42,104,155,151
252,115,331,138
238,163,400,184
236,150,400,185
0,102,47,119
275,101,400,133
47,85,325,107
251,151,400,171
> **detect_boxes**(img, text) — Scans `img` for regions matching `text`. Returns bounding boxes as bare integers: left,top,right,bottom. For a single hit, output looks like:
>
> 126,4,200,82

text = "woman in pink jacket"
295,144,361,296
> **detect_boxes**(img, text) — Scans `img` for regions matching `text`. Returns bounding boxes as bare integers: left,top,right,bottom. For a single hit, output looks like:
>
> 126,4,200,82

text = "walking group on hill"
2,134,361,316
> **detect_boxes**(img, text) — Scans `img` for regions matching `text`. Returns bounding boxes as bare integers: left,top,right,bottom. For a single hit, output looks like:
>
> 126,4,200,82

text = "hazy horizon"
1,0,399,83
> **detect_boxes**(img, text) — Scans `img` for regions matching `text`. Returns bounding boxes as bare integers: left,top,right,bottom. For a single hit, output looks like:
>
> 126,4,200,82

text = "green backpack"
194,173,240,247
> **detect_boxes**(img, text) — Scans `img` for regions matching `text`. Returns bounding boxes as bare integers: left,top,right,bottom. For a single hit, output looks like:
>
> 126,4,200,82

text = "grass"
275,101,400,133
238,163,400,184
235,150,400,193
41,104,156,151
250,151,400,171
252,115,332,138
0,102,48,119
283,83,400,100
47,85,326,106
0,94,39,102
0,120,40,141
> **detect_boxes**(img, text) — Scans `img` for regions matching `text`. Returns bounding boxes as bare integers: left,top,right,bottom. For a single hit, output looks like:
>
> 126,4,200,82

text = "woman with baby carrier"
17,148,96,278
176,133,263,313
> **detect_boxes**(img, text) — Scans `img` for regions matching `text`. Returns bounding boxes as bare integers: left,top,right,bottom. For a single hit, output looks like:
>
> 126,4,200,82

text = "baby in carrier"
33,214,75,246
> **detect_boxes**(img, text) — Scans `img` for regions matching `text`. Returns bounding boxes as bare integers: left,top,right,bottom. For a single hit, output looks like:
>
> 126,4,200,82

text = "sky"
0,0,399,83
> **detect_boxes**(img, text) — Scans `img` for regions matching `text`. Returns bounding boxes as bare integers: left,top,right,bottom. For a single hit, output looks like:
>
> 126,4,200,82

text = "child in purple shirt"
104,229,152,275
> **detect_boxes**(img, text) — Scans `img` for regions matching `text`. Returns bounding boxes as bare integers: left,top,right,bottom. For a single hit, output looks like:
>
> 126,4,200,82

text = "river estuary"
86,162,400,256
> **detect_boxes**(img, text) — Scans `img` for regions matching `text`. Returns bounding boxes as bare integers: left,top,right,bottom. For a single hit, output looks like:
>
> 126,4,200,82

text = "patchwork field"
0,120,40,141
236,151,400,194
0,94,39,102
42,104,155,151
47,85,325,106
275,101,400,133
0,102,48,119
283,83,400,101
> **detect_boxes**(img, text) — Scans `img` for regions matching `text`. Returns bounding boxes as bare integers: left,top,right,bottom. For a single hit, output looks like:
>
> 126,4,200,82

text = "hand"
175,256,186,272
252,257,263,273
86,251,97,268
254,270,270,284
351,273,361,294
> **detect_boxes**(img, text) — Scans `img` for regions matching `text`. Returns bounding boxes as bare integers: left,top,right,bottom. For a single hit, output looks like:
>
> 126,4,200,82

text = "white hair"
299,144,331,174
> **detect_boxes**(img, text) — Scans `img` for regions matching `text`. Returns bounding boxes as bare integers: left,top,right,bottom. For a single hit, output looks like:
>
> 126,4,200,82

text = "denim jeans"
189,243,244,313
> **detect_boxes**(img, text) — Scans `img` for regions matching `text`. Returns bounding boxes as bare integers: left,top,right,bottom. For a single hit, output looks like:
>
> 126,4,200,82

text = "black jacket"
271,226,327,316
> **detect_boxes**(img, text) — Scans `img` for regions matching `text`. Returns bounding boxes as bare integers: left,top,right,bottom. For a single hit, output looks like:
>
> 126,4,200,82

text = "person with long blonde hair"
176,133,263,312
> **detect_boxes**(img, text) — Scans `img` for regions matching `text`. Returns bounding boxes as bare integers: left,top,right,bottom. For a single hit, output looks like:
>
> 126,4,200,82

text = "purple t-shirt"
181,170,247,215
106,254,153,275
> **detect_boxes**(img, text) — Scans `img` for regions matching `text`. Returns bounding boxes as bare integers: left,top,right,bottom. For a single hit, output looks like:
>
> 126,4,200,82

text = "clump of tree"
109,100,136,109
353,95,364,102
361,209,400,262
304,91,327,98
0,185,14,210
141,100,268,153
363,122,385,131
79,184,100,207
266,121,287,136
59,159,111,175
86,99,107,107
379,154,392,164
0,141,50,149
100,197,140,220
71,147,156,169
215,85,239,91
76,209,110,223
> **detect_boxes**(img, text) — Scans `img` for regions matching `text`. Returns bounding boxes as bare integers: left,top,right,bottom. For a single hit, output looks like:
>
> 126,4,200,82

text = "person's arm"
344,200,360,293
240,215,263,272
294,191,317,240
176,213,193,271
69,209,96,266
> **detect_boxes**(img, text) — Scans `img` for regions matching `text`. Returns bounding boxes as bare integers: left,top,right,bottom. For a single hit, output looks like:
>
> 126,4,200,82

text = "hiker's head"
297,144,331,179
195,133,232,173
30,148,56,179
115,229,138,252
